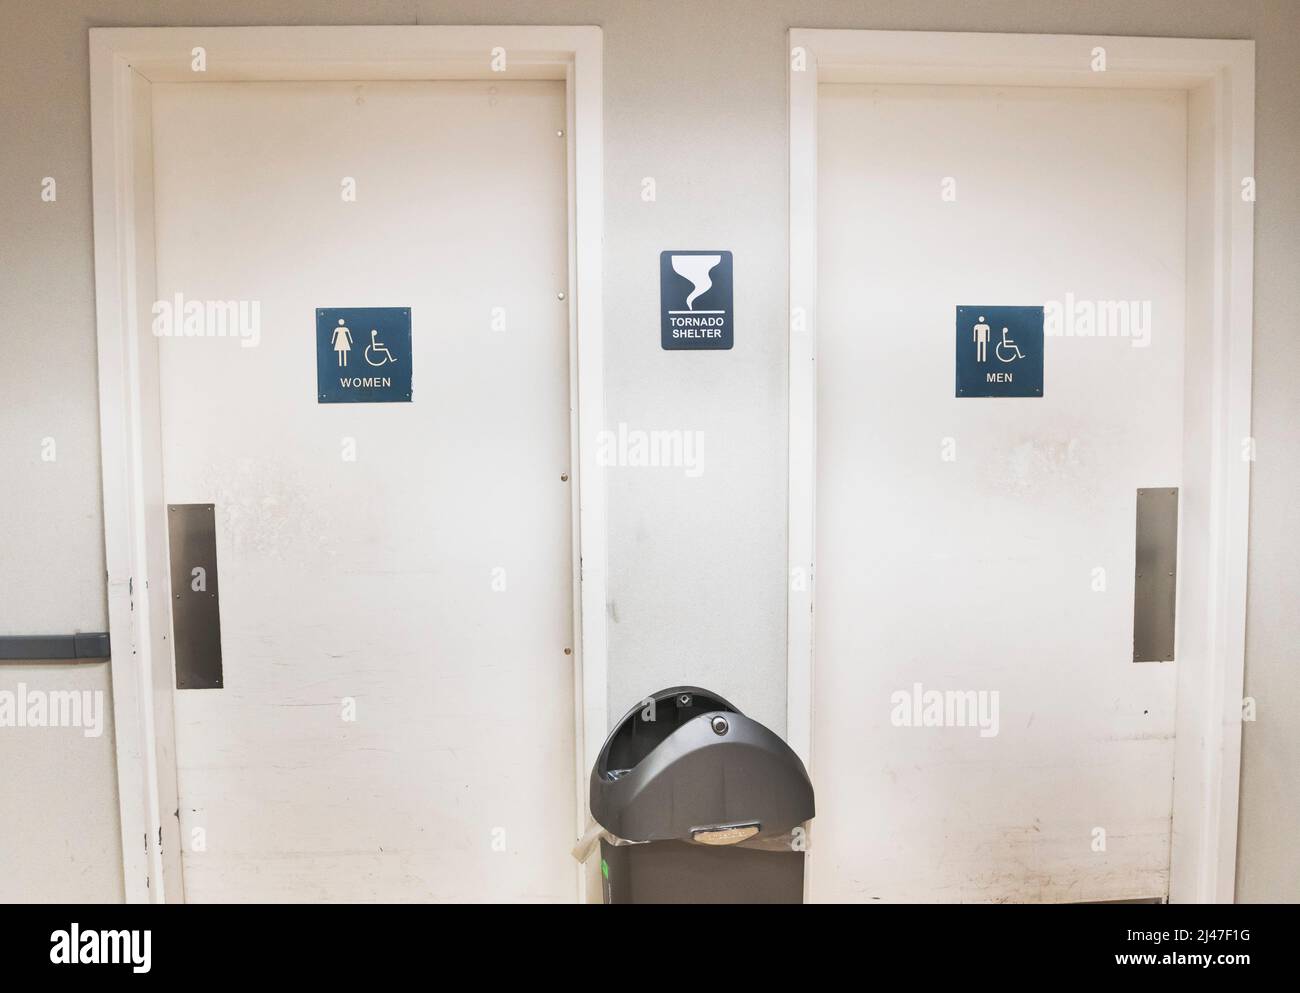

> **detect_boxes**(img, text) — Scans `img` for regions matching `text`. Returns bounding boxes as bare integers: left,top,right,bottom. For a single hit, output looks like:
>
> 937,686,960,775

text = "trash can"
588,686,815,904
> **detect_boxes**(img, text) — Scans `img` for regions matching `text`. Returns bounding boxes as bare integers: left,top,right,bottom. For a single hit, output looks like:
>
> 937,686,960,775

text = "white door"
813,83,1187,902
151,80,575,901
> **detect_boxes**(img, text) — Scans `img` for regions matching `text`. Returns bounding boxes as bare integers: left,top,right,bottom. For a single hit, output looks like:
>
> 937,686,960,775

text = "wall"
0,0,1294,902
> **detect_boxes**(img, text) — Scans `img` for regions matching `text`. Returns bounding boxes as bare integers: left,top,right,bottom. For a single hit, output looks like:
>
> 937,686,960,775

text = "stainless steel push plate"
167,503,224,688
1133,488,1178,662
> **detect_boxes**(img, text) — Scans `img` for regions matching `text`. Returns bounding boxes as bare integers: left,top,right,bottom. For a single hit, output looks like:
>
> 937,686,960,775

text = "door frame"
787,29,1254,903
89,25,606,904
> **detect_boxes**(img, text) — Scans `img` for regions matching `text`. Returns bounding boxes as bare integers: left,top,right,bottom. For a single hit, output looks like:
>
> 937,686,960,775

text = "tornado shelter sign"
955,305,1043,398
316,307,412,403
661,250,733,350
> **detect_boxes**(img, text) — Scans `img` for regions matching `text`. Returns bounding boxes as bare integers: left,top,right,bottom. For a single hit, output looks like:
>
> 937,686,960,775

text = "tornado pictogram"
670,254,723,310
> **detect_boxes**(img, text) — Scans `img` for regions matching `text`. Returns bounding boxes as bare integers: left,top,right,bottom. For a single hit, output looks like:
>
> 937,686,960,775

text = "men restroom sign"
316,307,412,403
955,305,1043,398
660,250,733,349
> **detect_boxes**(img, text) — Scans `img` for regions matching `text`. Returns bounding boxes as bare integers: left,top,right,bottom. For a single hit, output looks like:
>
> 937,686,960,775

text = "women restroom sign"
956,305,1043,397
316,307,412,403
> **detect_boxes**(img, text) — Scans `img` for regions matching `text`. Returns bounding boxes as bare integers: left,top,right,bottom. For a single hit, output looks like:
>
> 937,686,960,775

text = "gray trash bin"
589,686,815,904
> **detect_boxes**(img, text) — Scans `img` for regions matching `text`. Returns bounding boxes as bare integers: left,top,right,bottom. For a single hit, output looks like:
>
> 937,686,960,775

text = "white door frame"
787,29,1254,903
89,25,606,904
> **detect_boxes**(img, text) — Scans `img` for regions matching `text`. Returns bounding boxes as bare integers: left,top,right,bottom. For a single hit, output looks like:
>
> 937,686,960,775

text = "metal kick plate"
1133,488,1178,662
167,504,224,689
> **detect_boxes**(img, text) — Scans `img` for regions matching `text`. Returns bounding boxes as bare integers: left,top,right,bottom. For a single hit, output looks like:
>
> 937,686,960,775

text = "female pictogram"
331,319,353,367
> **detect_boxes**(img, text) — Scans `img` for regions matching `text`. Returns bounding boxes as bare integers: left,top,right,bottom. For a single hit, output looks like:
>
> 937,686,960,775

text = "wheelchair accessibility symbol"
995,326,1025,363
973,315,1026,364
364,328,397,367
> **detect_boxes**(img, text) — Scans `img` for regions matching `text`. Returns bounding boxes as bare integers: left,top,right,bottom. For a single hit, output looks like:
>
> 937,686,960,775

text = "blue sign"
316,307,412,404
660,250,733,350
955,305,1043,398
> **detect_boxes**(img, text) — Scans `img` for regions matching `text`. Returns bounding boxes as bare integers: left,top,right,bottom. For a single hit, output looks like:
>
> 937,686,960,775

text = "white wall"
0,0,1295,902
